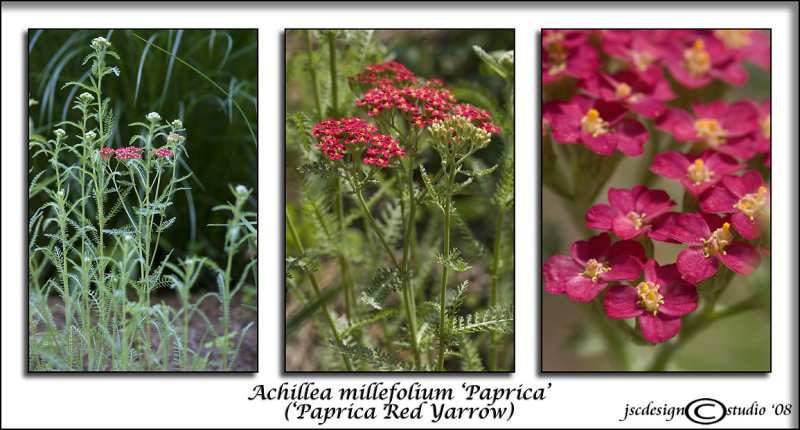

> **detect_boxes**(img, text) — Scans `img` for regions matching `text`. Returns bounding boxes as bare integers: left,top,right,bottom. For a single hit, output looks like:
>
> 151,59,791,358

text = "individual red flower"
311,117,404,167
709,29,770,70
451,104,501,134
542,30,600,85
669,213,761,284
649,149,744,196
699,170,770,240
543,233,646,303
550,94,648,156
579,70,675,118
604,260,698,343
654,100,761,160
662,37,748,89
600,30,669,86
585,185,676,240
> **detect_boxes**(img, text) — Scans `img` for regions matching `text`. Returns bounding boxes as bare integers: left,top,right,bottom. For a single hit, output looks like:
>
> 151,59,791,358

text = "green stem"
354,189,401,270
400,136,422,369
286,209,353,371
489,204,506,371
327,31,339,119
305,31,324,120
437,164,458,371
589,299,632,370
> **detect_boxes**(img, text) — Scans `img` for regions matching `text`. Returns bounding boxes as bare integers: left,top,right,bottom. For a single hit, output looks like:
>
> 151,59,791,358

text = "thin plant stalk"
437,165,458,371
286,208,353,371
489,204,506,371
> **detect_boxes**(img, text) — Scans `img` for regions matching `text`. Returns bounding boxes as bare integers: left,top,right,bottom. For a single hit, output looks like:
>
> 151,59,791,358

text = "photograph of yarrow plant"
286,29,514,371
542,29,770,371
28,30,258,371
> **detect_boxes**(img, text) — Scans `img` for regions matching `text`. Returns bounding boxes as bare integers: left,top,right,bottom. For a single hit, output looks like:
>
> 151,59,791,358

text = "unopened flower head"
91,37,111,50
79,92,95,103
146,112,162,123
167,133,185,144
170,119,183,129
84,131,97,141
235,185,248,195
54,128,66,139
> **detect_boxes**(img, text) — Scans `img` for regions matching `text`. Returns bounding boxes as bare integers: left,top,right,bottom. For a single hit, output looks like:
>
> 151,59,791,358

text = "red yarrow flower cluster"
311,117,405,167
100,146,144,161
348,61,418,89
151,147,175,158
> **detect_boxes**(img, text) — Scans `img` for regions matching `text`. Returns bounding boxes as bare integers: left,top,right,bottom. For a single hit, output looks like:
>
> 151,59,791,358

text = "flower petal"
717,241,761,276
699,185,738,214
543,255,582,295
648,212,681,243
585,204,619,231
630,96,666,118
564,275,607,303
571,232,611,265
659,277,699,317
650,151,690,179
611,214,648,240
639,312,682,343
614,119,648,156
608,188,635,213
654,108,698,141
676,246,718,284
604,285,644,319
637,188,675,220
581,131,617,155
730,213,761,240
670,213,710,245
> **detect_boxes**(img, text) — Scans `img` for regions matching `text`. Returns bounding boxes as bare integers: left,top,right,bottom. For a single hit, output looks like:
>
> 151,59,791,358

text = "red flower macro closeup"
654,100,761,160
662,36,748,89
669,213,761,284
543,233,646,303
542,30,599,85
649,149,744,196
604,260,698,343
585,185,676,241
550,94,648,156
699,170,770,240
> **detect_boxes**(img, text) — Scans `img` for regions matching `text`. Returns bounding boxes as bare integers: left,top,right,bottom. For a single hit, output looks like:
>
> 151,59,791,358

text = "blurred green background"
28,29,258,290
542,56,771,371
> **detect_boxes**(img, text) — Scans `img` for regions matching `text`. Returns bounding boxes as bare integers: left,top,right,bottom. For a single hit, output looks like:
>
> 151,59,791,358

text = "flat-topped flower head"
99,147,115,159
699,170,770,240
604,260,698,343
91,36,111,50
146,112,162,123
429,115,493,153
79,92,95,103
311,117,404,167
543,232,646,303
167,133,186,144
670,212,761,283
451,104,501,134
151,147,175,158
585,185,676,240
112,146,144,161
650,149,744,196
348,61,418,92
550,94,648,156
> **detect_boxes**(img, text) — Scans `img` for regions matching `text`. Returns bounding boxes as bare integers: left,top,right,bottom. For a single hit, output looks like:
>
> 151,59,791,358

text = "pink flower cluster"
351,62,501,133
544,30,769,159
152,147,175,158
311,117,405,167
100,146,144,160
543,29,770,344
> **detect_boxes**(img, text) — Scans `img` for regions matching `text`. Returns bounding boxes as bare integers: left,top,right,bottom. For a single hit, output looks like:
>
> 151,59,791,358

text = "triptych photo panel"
26,28,770,376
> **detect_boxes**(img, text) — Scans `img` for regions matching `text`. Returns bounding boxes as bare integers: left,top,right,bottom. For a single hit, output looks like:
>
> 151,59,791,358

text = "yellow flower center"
580,109,612,137
547,41,567,76
700,222,732,258
733,186,768,221
615,83,633,99
628,49,653,71
686,158,714,185
636,281,664,315
713,30,752,49
683,39,711,77
626,212,647,230
759,114,770,139
580,258,610,282
694,118,728,147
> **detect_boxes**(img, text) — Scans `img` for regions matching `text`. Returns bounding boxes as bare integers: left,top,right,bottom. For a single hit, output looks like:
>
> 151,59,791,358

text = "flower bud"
91,37,111,50
146,112,162,123
54,128,66,139
79,92,95,103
